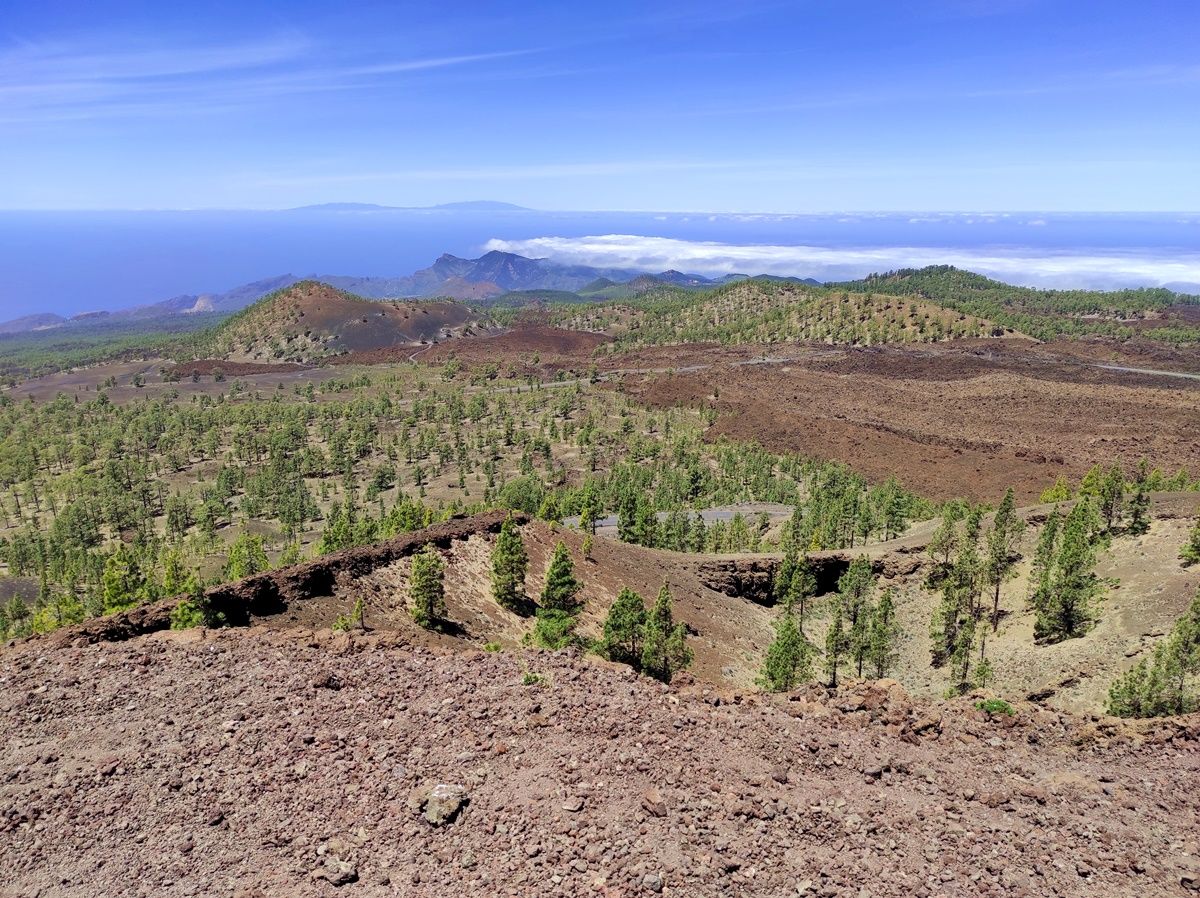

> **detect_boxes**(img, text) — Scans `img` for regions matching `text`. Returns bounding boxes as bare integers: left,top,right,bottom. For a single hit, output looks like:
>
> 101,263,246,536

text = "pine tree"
224,531,269,581
160,548,192,597
758,610,815,692
784,557,818,631
928,502,964,567
836,556,876,677
1182,514,1200,567
948,611,977,695
930,506,982,671
531,608,577,649
824,604,848,688
491,516,529,612
984,488,1022,632
866,587,900,678
641,583,692,683
277,541,303,567
1035,499,1100,642
1126,460,1151,536
540,541,580,611
1028,507,1061,617
1107,590,1200,717
601,587,647,667
1098,464,1126,532
101,544,151,613
1078,464,1104,497
1039,474,1072,503
409,545,446,629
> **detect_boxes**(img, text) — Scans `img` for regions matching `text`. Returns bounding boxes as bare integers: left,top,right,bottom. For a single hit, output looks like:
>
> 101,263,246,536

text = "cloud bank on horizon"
484,235,1200,291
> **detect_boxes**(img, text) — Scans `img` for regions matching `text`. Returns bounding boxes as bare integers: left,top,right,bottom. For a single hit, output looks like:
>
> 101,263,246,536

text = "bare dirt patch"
3,631,1200,898
166,359,310,377
618,342,1200,502
418,325,609,374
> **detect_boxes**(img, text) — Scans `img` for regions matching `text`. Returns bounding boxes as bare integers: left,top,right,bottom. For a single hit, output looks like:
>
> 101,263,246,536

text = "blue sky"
2,0,1199,211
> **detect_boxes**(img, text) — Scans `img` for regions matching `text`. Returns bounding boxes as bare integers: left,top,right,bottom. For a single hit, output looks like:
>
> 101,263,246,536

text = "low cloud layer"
484,234,1200,290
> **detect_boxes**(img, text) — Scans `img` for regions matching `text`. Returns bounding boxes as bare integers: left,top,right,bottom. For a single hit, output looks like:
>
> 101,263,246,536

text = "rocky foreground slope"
2,629,1199,897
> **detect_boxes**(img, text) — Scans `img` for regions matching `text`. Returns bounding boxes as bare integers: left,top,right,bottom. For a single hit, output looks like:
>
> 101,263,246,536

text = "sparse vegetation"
1107,589,1200,717
0,267,1196,724
1181,515,1200,567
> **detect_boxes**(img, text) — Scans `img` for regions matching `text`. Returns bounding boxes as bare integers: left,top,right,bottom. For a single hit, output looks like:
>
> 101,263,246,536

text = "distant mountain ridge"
0,313,67,335
286,200,531,213
0,251,821,334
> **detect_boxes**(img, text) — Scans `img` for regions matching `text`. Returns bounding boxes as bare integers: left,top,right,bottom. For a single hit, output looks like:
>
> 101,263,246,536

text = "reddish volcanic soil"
4,630,1200,898
419,326,610,373
612,342,1200,502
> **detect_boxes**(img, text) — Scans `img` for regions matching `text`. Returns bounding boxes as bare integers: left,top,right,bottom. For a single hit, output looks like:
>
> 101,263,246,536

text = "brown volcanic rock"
44,511,520,647
2,631,1199,898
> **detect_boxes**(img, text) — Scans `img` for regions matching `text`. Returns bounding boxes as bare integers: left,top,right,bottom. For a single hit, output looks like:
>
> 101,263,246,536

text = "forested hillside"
0,360,933,642
538,279,1002,347
837,266,1200,343
0,314,223,383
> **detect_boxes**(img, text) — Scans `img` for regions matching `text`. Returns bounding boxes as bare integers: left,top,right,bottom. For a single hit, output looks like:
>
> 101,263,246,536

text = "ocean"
1,208,1198,319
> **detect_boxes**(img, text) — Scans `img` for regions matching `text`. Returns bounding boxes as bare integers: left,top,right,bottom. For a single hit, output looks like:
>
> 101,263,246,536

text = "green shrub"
975,698,1014,717
169,595,224,630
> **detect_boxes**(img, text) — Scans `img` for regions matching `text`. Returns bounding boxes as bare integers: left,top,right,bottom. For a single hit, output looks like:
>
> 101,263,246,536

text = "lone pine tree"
490,516,528,612
1035,499,1101,643
601,587,647,667
866,587,900,678
1126,460,1151,536
640,583,692,683
540,541,581,611
984,488,1023,632
409,545,446,629
758,609,815,692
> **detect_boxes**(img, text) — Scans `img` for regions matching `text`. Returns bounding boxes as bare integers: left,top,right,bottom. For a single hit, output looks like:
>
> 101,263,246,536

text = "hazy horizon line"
2,205,1199,216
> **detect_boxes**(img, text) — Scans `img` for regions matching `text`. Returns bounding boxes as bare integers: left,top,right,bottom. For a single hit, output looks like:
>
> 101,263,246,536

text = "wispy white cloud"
0,36,535,124
483,234,1200,289
0,34,310,82
1100,63,1200,87
651,60,1200,120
